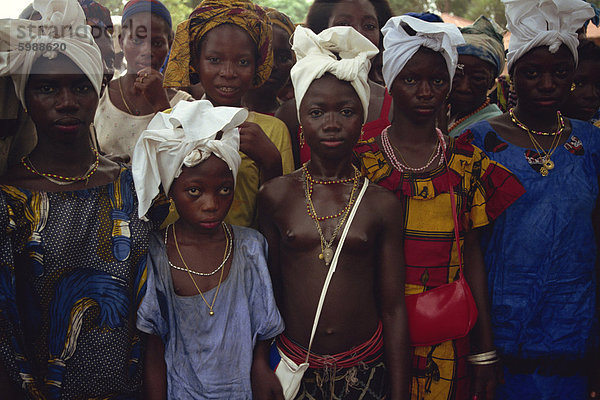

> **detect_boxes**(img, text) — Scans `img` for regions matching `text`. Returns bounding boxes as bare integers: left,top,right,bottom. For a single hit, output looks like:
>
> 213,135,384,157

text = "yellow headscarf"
163,0,273,88
264,7,295,37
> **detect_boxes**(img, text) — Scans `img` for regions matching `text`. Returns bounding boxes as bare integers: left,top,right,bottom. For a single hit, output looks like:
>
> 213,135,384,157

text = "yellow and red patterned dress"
355,133,524,400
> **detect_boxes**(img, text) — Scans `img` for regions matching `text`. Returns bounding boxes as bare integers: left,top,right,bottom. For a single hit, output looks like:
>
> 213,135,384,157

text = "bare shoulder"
258,168,303,205
363,180,403,218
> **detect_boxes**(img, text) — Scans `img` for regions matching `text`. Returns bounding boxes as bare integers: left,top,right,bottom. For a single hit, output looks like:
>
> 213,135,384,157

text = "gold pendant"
539,166,549,176
209,310,214,316
322,247,334,266
543,159,554,170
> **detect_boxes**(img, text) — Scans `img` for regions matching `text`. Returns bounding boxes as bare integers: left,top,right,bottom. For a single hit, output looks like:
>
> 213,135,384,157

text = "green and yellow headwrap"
457,16,506,77
163,0,273,88
264,7,295,37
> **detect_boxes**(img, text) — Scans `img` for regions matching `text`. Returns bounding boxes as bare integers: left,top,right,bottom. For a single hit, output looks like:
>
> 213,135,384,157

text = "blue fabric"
137,225,284,400
497,367,588,400
122,0,172,28
467,120,600,395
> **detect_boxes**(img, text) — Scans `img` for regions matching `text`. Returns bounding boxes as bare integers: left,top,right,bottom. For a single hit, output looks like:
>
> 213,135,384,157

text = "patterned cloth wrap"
457,16,506,76
163,0,273,88
264,7,295,36
79,0,113,31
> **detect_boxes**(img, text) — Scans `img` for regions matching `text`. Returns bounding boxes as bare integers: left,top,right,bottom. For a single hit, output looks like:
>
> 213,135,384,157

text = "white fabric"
290,26,378,124
132,99,248,220
504,0,595,71
382,15,465,90
0,0,103,107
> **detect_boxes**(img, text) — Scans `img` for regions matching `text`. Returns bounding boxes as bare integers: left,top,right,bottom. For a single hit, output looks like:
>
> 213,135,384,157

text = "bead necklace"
118,77,140,116
303,163,357,185
304,165,360,221
509,108,564,136
381,126,445,173
170,223,231,316
21,147,100,185
304,167,359,266
165,222,232,276
448,99,490,133
525,127,563,176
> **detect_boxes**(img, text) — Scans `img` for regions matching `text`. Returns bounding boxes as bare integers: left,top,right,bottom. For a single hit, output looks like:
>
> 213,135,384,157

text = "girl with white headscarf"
467,0,600,399
132,99,284,400
0,0,171,397
355,15,526,400
258,25,410,400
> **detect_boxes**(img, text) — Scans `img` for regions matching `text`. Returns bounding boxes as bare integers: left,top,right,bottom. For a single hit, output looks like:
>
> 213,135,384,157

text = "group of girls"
0,0,599,399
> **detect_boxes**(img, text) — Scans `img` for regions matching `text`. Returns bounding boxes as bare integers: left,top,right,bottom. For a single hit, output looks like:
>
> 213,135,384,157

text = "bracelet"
469,358,500,366
467,350,498,363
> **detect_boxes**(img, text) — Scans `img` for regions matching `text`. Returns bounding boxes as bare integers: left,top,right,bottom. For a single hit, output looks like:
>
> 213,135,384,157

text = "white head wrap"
290,25,378,124
504,0,595,72
132,100,248,220
0,0,103,108
382,15,465,90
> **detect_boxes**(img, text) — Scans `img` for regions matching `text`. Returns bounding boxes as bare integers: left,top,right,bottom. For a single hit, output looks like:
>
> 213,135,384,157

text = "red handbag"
405,152,479,347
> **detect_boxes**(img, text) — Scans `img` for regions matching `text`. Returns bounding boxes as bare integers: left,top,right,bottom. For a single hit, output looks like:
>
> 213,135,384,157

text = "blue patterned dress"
0,167,167,399
467,120,600,399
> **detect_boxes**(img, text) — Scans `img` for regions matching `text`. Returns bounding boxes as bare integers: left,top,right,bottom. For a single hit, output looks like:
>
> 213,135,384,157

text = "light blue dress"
137,225,284,400
468,120,600,399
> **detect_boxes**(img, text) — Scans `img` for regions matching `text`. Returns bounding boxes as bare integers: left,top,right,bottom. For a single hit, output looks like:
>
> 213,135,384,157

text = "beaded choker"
509,108,565,136
21,147,100,185
448,99,490,133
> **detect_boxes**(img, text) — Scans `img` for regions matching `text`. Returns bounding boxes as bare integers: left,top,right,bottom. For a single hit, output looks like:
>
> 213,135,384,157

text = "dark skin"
275,0,391,159
194,24,282,181
562,58,600,121
258,74,409,400
0,54,119,395
243,26,294,115
448,55,496,122
487,45,600,399
143,156,277,399
0,54,120,190
381,47,497,398
110,13,177,116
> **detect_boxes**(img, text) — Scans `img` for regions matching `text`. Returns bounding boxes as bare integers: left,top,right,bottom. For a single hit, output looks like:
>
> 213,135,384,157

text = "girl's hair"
305,0,392,36
578,39,600,63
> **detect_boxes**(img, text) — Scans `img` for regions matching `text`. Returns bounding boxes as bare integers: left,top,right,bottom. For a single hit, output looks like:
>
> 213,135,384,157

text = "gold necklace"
21,147,100,185
525,129,563,176
303,166,360,266
118,77,140,116
171,223,231,316
509,108,565,136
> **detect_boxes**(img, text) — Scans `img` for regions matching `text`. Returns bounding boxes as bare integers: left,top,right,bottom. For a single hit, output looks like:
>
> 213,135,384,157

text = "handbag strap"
441,132,463,276
304,176,370,363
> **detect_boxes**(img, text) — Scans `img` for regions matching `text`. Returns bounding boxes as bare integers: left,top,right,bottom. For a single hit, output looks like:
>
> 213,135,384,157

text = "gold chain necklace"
170,223,231,316
303,166,360,266
21,147,100,185
118,77,140,116
525,129,563,176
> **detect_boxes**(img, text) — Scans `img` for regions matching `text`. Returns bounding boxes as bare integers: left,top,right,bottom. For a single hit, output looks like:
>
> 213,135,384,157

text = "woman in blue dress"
465,0,599,398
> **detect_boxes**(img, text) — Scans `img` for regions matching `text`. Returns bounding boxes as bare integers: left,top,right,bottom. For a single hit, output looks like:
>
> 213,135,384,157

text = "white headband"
382,15,465,90
504,0,594,71
132,100,248,220
0,0,103,108
290,25,378,124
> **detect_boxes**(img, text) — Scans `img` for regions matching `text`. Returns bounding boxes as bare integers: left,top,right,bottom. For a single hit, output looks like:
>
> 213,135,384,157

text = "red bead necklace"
448,99,491,133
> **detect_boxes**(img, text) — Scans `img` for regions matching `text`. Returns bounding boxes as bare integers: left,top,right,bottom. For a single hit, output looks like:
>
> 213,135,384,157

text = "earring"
168,197,176,213
360,129,365,141
299,125,305,147
570,82,576,92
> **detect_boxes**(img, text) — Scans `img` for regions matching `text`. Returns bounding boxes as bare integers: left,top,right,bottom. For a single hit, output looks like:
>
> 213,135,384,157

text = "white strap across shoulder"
304,177,370,363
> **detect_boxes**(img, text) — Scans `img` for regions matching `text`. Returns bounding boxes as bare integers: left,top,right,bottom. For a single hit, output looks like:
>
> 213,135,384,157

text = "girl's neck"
29,137,95,175
305,156,356,181
512,104,561,132
242,89,278,114
389,113,439,146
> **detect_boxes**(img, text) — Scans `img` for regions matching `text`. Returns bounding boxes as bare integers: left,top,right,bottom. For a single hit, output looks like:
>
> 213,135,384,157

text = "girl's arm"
251,340,284,400
239,121,283,182
143,333,167,400
463,228,500,399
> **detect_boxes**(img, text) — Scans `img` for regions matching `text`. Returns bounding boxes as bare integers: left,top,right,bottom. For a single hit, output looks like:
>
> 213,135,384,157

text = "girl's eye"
239,59,250,66
132,38,142,45
555,69,568,78
433,78,446,86
187,188,201,196
40,84,55,94
404,77,415,84
75,84,92,94
524,70,538,79
341,108,354,117
309,109,323,118
219,187,232,196
208,57,219,64
152,40,164,47
364,23,377,31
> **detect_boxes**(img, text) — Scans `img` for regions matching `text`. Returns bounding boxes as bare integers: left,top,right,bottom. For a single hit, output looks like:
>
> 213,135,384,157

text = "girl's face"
261,26,294,94
328,0,379,48
25,54,98,144
390,47,450,123
195,24,257,106
169,155,235,232
512,45,575,114
299,73,363,159
562,58,600,121
449,55,495,113
120,13,171,73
